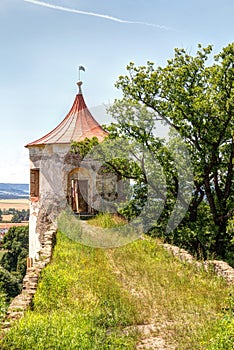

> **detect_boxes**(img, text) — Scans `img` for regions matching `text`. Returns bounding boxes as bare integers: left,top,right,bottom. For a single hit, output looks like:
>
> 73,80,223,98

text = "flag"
79,66,85,72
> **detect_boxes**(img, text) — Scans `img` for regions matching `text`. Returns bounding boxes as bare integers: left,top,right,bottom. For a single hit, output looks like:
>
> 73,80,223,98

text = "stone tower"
25,81,110,261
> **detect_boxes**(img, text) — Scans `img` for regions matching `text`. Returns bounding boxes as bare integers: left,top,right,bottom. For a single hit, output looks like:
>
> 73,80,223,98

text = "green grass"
88,213,127,228
1,218,233,349
0,292,8,323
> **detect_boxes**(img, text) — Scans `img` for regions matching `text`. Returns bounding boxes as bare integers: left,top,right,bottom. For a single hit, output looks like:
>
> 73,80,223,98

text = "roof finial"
77,81,83,94
77,66,85,94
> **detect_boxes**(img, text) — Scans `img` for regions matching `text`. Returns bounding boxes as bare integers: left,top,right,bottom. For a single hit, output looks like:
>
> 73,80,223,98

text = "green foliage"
0,291,8,322
99,113,171,224
0,226,29,301
203,295,234,349
150,202,232,262
118,181,148,220
11,209,29,223
0,268,21,301
1,312,136,350
206,317,234,349
0,208,29,223
227,215,234,263
71,136,99,157
227,215,234,239
1,226,29,279
108,43,234,262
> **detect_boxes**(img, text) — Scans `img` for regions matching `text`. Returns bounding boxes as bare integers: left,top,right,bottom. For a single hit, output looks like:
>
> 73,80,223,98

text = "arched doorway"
67,168,92,214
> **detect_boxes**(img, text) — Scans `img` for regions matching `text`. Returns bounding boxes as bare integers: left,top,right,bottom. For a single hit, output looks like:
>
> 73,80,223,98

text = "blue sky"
0,0,233,183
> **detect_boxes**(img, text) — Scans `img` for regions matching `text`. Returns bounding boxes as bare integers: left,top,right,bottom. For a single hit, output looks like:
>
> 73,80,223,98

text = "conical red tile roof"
26,82,108,147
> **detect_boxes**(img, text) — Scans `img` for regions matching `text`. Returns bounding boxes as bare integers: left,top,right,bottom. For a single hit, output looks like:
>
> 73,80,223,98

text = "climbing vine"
70,136,99,158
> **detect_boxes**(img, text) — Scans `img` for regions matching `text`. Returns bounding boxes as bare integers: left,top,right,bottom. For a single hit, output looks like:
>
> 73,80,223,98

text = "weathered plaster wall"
28,145,78,259
29,202,40,259
28,145,122,260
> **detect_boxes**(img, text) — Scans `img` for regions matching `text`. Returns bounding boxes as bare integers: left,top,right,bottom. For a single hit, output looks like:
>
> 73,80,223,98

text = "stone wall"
162,243,234,284
1,225,56,332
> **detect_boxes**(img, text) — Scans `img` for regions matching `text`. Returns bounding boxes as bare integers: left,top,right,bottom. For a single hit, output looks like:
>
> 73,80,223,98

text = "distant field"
0,199,29,211
2,214,13,222
0,222,28,229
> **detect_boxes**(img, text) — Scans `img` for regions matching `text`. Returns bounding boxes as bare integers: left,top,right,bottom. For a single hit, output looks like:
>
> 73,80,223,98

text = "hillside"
0,184,29,199
1,226,233,349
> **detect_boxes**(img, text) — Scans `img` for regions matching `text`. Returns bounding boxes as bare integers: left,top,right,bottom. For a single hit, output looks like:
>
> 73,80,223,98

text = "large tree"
110,43,234,257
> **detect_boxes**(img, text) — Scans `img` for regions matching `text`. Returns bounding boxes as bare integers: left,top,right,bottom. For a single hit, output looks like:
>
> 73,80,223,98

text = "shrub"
205,296,234,349
0,268,21,301
1,226,29,279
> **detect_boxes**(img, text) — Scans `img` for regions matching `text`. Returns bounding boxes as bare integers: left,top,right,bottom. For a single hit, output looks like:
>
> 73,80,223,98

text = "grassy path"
1,228,233,349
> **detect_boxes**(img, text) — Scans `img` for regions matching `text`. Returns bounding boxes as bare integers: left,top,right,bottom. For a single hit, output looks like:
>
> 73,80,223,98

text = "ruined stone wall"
1,225,56,332
162,243,234,284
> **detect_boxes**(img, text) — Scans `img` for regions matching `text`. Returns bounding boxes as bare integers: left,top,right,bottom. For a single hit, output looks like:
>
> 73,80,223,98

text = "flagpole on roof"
78,65,85,81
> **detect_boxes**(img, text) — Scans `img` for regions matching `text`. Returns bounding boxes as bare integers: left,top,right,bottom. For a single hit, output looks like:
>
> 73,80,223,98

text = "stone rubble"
162,243,234,284
123,324,176,350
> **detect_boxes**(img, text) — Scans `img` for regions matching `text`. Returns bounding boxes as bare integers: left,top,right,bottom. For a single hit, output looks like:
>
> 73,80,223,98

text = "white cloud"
23,0,171,30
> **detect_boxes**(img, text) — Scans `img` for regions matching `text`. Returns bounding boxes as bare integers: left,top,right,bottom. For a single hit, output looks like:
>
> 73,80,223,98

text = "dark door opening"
71,179,88,213
78,180,88,213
